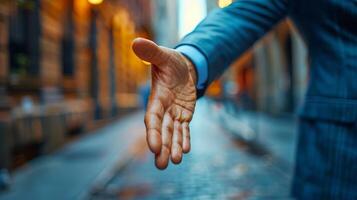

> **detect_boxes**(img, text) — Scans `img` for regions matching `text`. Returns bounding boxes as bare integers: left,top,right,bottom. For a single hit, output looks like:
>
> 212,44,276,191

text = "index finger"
144,99,164,154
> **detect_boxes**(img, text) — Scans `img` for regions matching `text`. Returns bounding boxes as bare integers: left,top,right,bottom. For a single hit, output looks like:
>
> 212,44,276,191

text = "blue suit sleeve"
177,0,289,97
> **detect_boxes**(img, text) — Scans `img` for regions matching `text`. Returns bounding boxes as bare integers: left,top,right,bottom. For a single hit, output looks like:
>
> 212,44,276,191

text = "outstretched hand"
132,38,197,169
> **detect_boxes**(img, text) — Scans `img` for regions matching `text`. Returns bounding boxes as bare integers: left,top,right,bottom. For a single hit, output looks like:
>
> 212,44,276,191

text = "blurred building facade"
0,0,151,169
151,0,179,47
253,23,308,114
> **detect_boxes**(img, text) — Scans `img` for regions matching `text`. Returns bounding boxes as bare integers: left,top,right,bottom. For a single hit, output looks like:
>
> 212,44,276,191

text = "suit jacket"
178,0,357,123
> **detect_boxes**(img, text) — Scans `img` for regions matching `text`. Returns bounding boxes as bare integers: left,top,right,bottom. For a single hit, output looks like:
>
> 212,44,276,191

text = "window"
62,0,75,76
9,0,40,76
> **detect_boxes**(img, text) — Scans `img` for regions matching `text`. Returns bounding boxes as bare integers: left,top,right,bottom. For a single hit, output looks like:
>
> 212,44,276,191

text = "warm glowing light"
218,0,232,8
179,0,207,39
75,0,90,16
88,0,103,5
142,60,151,66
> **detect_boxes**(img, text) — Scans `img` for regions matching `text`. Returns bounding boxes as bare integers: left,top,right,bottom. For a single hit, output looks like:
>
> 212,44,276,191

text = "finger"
144,100,164,154
182,122,191,153
146,128,162,154
132,38,169,66
161,112,174,153
155,146,170,170
155,112,173,169
171,121,183,164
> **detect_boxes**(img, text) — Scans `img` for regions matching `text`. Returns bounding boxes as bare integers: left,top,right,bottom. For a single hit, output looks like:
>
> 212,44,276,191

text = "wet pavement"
89,99,298,200
0,114,146,200
0,98,298,200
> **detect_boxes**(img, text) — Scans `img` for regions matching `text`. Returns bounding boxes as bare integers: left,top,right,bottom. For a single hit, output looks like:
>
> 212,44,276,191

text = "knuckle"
163,144,171,152
163,140,172,149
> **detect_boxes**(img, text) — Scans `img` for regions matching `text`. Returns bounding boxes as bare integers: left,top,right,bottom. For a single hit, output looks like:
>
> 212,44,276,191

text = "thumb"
132,38,169,66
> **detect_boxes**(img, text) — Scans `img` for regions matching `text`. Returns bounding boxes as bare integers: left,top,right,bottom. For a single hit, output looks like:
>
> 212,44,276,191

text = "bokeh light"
218,0,232,8
178,0,207,38
88,0,103,5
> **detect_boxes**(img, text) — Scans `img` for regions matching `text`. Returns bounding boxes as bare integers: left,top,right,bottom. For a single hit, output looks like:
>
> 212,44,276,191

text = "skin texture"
132,38,197,169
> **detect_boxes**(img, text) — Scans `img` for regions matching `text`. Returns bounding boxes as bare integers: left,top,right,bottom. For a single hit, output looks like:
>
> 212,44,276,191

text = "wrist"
182,54,197,86
175,45,207,90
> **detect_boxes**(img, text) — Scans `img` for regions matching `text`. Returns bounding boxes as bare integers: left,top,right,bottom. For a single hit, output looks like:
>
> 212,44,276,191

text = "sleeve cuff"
176,45,208,89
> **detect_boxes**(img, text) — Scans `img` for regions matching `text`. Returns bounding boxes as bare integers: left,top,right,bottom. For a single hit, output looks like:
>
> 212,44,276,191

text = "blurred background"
0,0,308,199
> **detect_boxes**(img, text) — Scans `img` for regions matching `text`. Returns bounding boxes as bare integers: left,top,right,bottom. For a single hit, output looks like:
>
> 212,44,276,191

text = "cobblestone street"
90,99,298,200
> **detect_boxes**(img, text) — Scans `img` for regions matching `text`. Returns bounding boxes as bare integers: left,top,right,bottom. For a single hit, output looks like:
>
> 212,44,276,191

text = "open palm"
132,38,197,169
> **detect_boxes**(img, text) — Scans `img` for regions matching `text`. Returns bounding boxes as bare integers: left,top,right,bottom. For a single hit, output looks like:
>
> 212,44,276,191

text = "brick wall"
0,2,9,80
40,0,65,87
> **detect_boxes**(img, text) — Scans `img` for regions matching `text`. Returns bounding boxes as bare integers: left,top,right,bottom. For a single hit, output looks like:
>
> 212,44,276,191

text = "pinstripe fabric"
292,118,357,200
